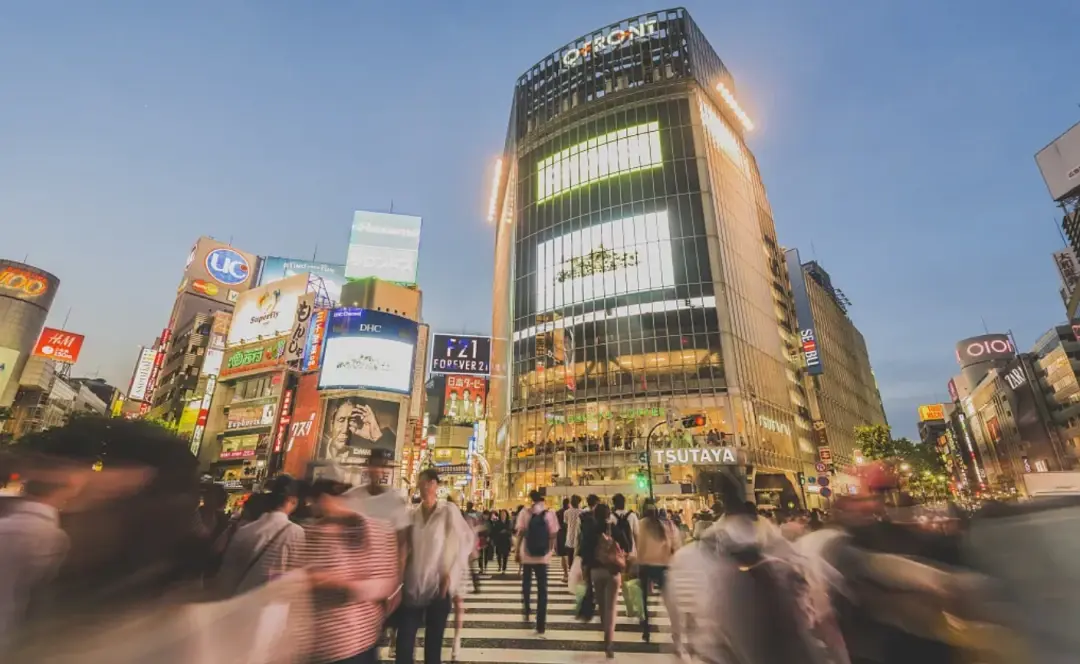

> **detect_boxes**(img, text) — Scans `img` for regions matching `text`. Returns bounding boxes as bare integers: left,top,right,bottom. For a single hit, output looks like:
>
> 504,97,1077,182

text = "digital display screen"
318,308,418,394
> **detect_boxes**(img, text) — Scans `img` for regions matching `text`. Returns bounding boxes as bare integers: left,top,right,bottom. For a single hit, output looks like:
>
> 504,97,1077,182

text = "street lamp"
644,413,706,501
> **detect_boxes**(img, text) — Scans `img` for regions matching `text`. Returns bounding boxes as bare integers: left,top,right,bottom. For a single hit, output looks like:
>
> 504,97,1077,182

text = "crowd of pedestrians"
1,422,1077,664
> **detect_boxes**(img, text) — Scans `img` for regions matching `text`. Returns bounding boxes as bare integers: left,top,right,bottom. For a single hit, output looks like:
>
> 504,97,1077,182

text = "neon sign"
0,266,49,298
561,20,658,68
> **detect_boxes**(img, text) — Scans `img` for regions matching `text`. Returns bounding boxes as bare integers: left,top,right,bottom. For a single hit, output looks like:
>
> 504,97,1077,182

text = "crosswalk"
380,559,677,664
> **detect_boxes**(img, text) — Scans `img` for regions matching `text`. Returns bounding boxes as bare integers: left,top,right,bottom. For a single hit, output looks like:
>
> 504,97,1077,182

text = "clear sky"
3,1,1078,439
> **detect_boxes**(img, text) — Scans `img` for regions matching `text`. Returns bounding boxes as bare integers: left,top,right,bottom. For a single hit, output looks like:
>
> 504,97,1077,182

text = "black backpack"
612,511,634,554
524,510,551,557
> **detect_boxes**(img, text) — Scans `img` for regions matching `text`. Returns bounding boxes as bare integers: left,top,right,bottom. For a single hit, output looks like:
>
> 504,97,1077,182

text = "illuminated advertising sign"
304,308,329,372
286,294,316,364
0,260,59,310
955,334,1015,369
273,388,294,453
345,211,423,285
177,399,201,439
219,433,266,461
318,308,418,394
537,121,663,203
560,20,658,68
219,337,287,380
31,327,85,365
537,211,675,313
128,346,156,401
947,378,959,403
283,373,321,478
226,402,278,431
917,404,946,422
651,447,738,465
180,238,259,305
784,249,824,376
227,273,309,346
259,258,348,305
444,375,486,424
144,328,171,405
429,334,492,376
318,395,401,465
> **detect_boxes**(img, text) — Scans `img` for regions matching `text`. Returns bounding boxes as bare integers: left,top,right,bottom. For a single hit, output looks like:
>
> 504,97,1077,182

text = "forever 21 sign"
430,334,491,377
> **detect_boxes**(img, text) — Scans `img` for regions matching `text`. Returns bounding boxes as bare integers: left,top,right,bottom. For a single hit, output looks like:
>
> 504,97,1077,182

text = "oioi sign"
561,20,658,68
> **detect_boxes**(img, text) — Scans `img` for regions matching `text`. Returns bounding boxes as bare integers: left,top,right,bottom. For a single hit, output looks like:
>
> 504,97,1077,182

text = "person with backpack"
514,490,558,635
586,504,626,659
635,500,680,645
610,493,638,556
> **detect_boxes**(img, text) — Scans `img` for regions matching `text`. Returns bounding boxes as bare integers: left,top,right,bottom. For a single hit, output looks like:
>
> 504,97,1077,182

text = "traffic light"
797,471,806,486
681,413,706,428
636,473,649,490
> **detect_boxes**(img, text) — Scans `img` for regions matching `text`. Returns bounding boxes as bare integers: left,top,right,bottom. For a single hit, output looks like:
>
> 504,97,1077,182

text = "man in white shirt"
0,478,75,654
216,476,304,597
342,449,411,548
514,490,558,635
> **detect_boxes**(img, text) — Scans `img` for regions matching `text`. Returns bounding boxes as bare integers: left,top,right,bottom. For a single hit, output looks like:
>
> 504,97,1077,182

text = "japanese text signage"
286,294,316,364
917,404,946,422
429,334,492,377
784,249,824,376
304,308,329,372
219,338,287,379
32,327,85,364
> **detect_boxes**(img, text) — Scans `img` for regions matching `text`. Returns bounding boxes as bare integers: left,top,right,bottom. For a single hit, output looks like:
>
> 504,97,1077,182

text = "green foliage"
854,424,949,502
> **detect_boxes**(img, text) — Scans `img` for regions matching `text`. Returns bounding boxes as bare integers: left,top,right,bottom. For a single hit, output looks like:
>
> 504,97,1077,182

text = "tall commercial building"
0,260,60,407
795,257,888,498
1031,324,1080,457
1036,122,1080,319
488,9,815,510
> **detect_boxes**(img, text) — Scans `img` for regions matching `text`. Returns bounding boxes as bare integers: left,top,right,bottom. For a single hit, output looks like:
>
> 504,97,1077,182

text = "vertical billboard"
345,211,423,285
227,273,310,347
784,249,824,376
259,258,348,306
318,308,419,393
303,308,329,372
286,294,316,364
179,237,259,305
444,375,487,425
283,373,322,478
318,395,401,465
31,328,85,365
127,346,156,401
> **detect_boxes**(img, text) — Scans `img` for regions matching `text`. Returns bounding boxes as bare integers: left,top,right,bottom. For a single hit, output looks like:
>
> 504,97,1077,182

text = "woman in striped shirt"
301,479,401,664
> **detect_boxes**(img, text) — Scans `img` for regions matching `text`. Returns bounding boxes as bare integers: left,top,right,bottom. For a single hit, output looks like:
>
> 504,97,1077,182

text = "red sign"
274,388,295,453
219,449,256,460
818,447,832,462
32,327,85,364
304,309,329,372
283,373,321,478
444,374,487,423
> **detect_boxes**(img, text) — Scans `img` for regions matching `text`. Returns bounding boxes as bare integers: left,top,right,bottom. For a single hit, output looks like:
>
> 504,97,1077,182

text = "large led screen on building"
259,257,347,305
444,374,486,424
227,273,309,347
536,121,663,203
345,211,422,286
537,211,675,313
318,308,418,394
318,395,400,465
429,334,492,376
0,260,60,310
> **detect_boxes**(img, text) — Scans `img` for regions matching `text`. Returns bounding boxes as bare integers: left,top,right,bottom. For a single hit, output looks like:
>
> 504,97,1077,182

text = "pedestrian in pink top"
514,490,558,635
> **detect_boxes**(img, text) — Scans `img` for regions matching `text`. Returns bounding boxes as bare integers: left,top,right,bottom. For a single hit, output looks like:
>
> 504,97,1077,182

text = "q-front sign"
561,20,658,68
652,447,738,465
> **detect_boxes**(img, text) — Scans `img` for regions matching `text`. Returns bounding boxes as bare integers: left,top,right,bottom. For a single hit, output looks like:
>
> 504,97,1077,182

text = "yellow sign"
917,404,946,422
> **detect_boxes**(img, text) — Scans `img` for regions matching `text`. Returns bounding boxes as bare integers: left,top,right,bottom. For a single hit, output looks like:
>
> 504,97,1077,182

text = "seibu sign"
652,447,738,465
561,20,659,68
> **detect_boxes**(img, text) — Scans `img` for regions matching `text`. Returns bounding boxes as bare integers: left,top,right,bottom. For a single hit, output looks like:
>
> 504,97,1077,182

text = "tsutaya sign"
653,447,738,465
561,20,659,67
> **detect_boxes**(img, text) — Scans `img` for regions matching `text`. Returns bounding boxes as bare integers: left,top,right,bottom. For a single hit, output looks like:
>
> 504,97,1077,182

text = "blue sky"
2,1,1078,439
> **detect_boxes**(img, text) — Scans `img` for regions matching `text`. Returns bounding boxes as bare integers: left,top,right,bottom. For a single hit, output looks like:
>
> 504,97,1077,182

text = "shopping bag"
623,578,644,618
568,557,585,594
576,584,596,622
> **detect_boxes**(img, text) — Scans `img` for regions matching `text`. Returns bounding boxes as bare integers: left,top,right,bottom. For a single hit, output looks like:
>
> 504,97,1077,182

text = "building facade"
0,260,60,408
1031,324,1080,458
488,9,813,511
798,258,888,498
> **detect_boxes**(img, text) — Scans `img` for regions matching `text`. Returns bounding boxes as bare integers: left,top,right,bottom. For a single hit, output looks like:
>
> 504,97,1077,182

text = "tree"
854,424,950,503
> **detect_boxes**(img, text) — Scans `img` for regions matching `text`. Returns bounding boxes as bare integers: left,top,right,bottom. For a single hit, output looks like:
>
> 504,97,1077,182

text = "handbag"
595,535,626,574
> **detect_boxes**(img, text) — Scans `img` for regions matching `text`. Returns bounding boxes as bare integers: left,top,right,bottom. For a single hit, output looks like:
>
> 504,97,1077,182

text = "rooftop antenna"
1055,216,1068,247
60,307,72,331
312,243,318,262
227,235,233,246
810,240,818,262
980,316,990,334
22,253,29,263
390,200,394,214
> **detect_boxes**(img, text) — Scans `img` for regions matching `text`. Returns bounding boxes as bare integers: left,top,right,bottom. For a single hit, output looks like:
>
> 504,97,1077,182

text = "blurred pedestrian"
556,498,570,583
492,509,513,573
635,501,680,645
216,475,304,597
585,503,625,658
396,469,473,664
302,479,400,664
563,495,583,575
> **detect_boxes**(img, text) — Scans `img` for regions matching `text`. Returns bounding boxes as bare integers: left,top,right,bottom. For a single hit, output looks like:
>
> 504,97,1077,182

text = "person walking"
585,504,625,659
396,469,474,664
514,490,558,635
301,479,401,664
635,501,680,645
216,475,304,597
492,510,513,573
563,495,583,574
610,493,638,556
556,498,570,583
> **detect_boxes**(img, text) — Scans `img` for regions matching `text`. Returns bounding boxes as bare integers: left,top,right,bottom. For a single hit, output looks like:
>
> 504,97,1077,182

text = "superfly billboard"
227,273,310,346
179,237,259,305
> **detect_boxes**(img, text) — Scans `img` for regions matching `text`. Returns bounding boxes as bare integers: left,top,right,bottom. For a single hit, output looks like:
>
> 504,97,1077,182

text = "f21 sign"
429,334,491,377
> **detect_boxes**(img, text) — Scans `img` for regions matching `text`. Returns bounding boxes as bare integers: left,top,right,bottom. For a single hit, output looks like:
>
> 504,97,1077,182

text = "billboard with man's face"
318,395,400,466
443,374,487,424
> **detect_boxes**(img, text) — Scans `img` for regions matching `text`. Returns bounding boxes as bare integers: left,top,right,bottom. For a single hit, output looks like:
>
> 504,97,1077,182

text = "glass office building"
489,8,814,509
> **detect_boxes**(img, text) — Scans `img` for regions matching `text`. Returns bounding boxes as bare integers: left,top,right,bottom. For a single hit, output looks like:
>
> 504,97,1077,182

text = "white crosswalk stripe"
380,560,678,664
